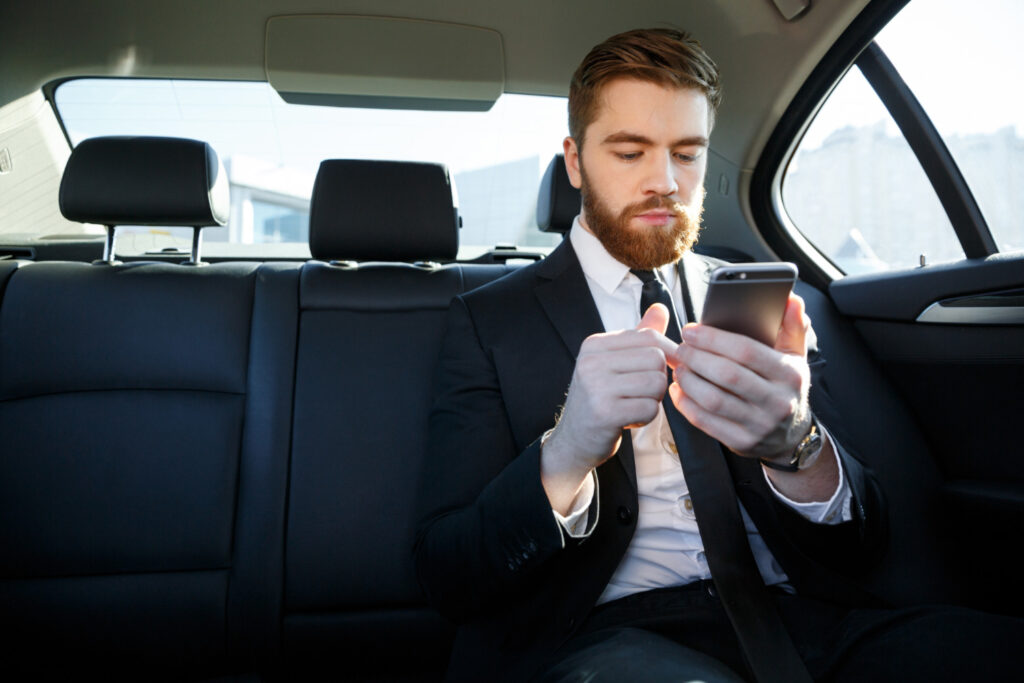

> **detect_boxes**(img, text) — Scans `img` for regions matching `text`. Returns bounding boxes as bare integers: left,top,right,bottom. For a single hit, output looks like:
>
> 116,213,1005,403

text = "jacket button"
616,505,632,524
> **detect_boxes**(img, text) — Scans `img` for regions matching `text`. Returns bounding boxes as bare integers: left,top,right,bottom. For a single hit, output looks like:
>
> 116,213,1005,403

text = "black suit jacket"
414,239,885,683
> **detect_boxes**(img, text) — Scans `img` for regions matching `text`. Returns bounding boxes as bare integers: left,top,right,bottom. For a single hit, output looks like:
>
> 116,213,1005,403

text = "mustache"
622,195,686,219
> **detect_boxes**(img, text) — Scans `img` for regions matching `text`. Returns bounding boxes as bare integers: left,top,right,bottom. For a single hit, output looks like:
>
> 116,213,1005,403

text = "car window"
781,0,1023,275
55,79,568,258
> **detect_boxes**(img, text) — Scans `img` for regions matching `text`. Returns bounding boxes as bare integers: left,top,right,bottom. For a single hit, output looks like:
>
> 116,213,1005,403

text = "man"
414,28,1019,683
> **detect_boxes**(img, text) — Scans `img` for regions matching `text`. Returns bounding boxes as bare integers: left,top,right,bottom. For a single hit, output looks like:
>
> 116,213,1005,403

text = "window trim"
751,0,909,290
855,42,997,259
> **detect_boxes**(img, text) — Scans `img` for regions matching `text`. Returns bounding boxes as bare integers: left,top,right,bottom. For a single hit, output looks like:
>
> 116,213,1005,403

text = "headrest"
309,159,458,261
59,136,229,227
536,154,581,233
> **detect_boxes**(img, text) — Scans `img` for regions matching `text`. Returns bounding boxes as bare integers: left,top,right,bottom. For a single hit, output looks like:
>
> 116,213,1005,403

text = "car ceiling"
1,0,870,170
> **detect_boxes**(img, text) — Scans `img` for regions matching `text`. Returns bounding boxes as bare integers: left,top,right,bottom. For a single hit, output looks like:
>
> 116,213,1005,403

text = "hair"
568,28,722,147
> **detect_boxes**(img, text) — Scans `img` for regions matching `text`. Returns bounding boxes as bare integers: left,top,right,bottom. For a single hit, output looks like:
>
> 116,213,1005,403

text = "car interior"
1,0,1022,681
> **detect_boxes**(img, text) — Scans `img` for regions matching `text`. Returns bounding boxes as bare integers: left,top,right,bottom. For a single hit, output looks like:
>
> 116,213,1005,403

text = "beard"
580,170,704,271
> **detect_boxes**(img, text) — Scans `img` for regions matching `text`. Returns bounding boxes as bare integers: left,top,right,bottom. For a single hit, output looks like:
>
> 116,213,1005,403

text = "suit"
414,237,886,682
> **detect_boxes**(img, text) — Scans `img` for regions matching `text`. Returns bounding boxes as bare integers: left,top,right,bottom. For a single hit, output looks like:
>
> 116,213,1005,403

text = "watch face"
797,432,824,468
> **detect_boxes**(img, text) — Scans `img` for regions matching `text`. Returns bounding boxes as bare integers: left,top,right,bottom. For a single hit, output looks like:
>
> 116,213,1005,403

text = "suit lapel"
534,238,604,358
678,249,714,322
533,238,639,491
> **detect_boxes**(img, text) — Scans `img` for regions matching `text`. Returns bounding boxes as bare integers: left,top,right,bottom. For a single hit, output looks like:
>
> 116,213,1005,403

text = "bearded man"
414,28,1021,683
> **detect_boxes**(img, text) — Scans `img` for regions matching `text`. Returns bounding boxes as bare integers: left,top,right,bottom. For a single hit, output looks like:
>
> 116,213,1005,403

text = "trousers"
534,581,1024,682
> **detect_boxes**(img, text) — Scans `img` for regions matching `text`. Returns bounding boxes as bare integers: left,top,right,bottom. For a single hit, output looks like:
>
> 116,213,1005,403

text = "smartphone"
699,262,798,346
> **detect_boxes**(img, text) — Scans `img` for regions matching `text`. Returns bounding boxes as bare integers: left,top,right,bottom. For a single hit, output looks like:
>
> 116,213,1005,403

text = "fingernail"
681,327,696,343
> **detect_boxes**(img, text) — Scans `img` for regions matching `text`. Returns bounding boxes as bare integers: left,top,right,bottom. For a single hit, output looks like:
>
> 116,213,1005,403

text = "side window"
782,0,1023,275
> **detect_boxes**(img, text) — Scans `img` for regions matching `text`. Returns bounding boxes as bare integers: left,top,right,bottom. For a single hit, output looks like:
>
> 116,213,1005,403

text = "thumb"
637,303,670,336
775,293,808,357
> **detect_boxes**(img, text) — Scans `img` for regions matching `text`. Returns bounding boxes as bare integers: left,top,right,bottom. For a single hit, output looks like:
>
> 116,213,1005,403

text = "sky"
801,0,1023,149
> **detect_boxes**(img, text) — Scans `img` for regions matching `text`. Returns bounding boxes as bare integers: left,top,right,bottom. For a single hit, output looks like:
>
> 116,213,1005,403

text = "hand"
541,303,678,513
669,293,812,461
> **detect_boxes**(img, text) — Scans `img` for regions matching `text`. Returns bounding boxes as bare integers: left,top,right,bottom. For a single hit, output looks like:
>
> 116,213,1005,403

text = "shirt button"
683,497,693,512
825,511,836,522
616,505,633,524
668,442,678,455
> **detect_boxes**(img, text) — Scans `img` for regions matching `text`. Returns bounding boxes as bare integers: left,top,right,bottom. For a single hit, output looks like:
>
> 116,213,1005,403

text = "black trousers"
534,581,1024,682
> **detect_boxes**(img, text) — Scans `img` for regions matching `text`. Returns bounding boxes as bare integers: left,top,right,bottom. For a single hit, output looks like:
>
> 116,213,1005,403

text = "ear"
562,136,583,189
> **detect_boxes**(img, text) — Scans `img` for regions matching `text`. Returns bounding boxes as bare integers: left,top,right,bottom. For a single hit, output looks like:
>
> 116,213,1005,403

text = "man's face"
564,78,710,270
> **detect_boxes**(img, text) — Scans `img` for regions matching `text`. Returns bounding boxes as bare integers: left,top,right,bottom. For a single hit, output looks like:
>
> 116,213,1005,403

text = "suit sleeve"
413,296,568,623
735,328,888,581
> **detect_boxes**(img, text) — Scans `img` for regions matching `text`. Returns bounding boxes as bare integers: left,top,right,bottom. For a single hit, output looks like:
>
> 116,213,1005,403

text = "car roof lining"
1,0,872,170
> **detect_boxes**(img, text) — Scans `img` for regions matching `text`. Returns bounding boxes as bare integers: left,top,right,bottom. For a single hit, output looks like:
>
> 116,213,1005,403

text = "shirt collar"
568,216,680,295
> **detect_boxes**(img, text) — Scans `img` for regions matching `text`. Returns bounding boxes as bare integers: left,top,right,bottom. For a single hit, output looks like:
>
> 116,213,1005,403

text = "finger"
680,323,786,381
586,329,679,364
578,345,669,375
675,341,773,403
608,348,673,374
637,303,670,336
675,365,775,428
586,325,677,355
607,370,668,401
668,383,760,454
774,293,808,357
617,396,663,430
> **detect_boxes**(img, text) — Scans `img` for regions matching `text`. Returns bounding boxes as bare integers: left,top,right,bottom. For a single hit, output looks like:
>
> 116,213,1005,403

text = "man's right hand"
541,304,678,514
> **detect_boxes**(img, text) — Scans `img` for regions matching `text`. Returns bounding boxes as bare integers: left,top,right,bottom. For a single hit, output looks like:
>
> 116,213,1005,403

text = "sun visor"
265,15,505,111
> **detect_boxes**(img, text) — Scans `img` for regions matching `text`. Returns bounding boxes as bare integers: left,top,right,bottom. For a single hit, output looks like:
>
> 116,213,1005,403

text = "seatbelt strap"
631,266,812,683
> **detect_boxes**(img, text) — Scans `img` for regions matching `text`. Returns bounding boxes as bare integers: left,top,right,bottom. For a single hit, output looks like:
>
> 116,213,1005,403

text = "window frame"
854,42,996,259
749,0,997,288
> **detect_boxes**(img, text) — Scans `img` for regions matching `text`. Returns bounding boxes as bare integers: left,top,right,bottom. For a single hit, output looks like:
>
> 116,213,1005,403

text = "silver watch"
760,416,823,472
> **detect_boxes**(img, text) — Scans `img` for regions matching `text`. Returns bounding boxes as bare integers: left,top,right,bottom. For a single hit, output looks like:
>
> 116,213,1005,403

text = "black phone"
699,262,798,346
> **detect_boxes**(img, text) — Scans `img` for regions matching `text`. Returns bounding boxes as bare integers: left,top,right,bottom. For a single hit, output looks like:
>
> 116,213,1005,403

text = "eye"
675,151,702,163
616,151,641,161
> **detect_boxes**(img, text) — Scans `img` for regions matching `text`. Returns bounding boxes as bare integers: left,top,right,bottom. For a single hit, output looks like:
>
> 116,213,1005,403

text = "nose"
643,151,678,197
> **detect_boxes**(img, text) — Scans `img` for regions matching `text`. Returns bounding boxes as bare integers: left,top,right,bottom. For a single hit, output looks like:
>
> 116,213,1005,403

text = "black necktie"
631,267,811,683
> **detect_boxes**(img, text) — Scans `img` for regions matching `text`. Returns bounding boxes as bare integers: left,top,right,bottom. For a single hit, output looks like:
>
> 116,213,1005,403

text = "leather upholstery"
309,159,459,261
536,154,581,233
59,136,229,226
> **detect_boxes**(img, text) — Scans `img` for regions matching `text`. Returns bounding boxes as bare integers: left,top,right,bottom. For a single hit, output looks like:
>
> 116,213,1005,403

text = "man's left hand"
668,293,812,461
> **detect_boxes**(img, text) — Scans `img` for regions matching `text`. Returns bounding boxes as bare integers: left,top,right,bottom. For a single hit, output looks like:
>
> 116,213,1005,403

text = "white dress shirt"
551,218,852,604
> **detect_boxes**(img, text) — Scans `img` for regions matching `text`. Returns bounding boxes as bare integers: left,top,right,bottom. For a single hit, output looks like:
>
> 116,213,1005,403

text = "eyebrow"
601,131,709,147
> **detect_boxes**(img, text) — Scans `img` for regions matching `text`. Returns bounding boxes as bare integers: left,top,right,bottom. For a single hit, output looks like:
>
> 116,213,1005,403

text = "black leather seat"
0,137,300,679
281,159,511,679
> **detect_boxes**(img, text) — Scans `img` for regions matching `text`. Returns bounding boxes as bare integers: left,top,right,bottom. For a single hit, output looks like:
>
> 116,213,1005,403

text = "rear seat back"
0,138,299,678
281,159,512,678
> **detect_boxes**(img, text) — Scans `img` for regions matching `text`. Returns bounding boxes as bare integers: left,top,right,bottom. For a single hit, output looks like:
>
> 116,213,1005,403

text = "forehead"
590,78,710,139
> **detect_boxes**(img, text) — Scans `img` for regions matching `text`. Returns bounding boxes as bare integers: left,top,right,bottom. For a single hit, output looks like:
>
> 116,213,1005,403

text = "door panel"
829,253,1024,615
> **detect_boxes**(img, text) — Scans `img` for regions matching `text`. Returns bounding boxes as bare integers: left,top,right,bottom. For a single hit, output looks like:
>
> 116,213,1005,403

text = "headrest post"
93,225,121,266
59,136,230,265
183,226,206,266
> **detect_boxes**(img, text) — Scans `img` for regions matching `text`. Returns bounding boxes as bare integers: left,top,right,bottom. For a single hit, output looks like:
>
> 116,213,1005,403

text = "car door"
752,0,1024,616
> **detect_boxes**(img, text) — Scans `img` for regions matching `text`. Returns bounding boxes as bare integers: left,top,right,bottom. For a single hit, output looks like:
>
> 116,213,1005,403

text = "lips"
633,209,675,225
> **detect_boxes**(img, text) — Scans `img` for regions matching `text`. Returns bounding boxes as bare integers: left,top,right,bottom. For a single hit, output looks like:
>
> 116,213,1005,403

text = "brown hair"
568,28,722,146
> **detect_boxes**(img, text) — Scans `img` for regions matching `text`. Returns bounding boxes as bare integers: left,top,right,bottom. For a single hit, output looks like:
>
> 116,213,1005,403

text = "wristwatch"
760,416,823,472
